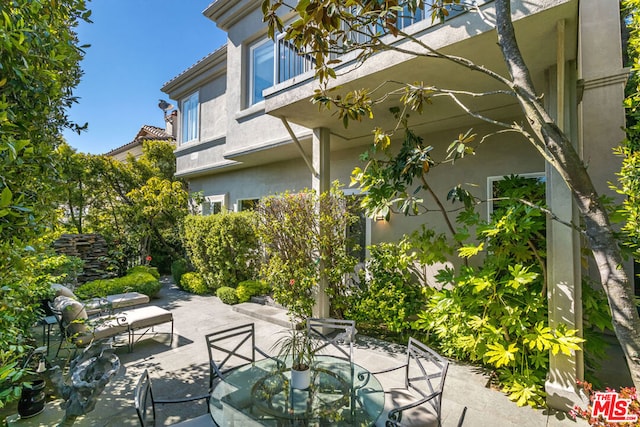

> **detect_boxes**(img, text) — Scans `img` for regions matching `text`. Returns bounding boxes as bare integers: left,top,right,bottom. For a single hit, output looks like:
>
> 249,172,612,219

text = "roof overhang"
263,0,578,146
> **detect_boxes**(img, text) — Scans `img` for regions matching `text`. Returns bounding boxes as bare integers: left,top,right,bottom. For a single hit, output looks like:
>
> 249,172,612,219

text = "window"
238,198,259,212
202,194,227,216
346,194,369,262
181,92,199,144
250,40,274,105
249,36,314,105
487,173,546,219
202,201,222,216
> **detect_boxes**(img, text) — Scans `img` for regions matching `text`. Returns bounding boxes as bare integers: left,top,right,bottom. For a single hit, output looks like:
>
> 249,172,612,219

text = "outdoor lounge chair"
371,337,449,427
205,323,273,390
51,295,173,354
135,369,217,426
51,283,149,316
307,317,357,362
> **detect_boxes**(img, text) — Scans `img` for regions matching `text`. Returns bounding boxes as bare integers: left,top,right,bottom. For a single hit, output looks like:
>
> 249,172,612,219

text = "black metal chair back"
404,337,449,421
205,323,257,389
134,370,156,427
48,300,71,357
307,317,356,362
134,369,215,426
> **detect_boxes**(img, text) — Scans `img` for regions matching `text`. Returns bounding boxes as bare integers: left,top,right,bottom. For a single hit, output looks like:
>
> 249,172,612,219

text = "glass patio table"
209,355,385,426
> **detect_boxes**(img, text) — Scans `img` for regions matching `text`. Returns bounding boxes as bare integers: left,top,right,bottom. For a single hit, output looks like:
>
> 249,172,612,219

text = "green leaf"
457,242,483,258
485,342,518,368
0,187,13,208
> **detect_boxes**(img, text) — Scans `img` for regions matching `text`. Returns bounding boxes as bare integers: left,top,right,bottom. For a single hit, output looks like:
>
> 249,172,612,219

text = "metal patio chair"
205,323,273,390
372,337,449,427
134,369,217,427
307,317,357,362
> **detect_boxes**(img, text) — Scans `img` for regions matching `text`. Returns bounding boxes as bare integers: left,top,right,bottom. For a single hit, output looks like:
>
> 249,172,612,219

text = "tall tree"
81,140,189,272
0,0,89,406
263,0,640,388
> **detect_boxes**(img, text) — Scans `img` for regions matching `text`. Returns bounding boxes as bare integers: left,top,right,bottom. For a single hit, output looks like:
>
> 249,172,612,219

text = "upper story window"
181,91,199,144
249,36,315,105
250,40,274,105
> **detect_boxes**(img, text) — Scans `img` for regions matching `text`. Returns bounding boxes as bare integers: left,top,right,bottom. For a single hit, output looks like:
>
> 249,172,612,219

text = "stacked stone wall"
53,234,114,284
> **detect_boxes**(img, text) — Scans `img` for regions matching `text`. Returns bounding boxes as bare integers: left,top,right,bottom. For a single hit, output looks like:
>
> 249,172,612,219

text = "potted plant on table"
273,323,320,390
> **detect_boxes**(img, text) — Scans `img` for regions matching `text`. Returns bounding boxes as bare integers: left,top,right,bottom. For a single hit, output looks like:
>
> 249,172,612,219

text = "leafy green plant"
236,280,270,303
183,212,259,290
412,176,583,407
347,238,423,336
127,265,160,280
216,286,239,305
255,184,358,318
180,272,209,295
272,325,321,371
75,271,161,299
0,0,90,407
171,258,189,287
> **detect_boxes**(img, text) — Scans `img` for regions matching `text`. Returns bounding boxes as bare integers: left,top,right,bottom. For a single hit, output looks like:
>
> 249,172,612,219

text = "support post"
312,127,331,319
545,19,584,411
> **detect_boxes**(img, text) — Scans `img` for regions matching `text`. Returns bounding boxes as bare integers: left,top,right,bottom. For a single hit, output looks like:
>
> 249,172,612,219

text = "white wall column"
546,0,628,409
312,127,331,318
545,19,583,410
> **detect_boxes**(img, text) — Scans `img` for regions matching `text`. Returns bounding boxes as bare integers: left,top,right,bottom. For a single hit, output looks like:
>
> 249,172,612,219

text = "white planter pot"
290,368,311,390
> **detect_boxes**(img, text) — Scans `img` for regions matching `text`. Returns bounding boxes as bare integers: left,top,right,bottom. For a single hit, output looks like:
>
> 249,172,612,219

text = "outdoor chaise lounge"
51,283,150,316
51,295,173,353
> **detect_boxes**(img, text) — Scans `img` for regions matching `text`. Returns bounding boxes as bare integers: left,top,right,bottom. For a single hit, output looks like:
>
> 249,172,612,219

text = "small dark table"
39,315,57,355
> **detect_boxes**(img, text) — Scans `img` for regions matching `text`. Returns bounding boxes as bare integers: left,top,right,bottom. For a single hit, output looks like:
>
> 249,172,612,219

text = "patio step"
232,302,292,329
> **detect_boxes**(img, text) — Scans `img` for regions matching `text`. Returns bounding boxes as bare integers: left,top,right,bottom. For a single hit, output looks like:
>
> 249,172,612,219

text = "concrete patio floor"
4,277,594,426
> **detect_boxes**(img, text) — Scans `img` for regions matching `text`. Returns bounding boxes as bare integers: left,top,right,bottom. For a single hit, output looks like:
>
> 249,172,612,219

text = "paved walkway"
6,278,590,426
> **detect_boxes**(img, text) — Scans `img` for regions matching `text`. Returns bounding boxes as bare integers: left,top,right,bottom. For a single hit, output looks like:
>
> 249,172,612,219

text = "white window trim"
249,39,273,106
486,172,545,219
248,34,314,106
202,193,228,215
235,198,260,212
343,188,372,259
181,91,200,145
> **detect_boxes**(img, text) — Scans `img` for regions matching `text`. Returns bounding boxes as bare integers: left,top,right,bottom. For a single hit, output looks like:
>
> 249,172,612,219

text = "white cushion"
51,284,77,299
53,296,88,336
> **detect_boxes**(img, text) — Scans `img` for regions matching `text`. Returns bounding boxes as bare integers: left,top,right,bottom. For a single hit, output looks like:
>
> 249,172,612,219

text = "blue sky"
62,1,226,154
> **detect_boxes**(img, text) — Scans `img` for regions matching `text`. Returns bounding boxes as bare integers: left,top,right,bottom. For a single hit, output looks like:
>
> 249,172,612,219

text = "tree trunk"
495,0,640,389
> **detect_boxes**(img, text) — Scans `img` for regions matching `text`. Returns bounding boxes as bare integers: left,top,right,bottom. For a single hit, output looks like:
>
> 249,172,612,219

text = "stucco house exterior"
161,0,627,409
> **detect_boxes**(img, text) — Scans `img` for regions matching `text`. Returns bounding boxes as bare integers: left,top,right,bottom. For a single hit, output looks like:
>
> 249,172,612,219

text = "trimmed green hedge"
171,258,189,287
217,286,238,305
180,272,209,295
183,212,259,290
127,265,160,279
75,271,161,299
236,280,270,303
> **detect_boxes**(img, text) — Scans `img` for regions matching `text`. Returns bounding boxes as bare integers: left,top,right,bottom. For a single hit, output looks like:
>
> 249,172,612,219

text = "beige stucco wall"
200,74,228,143
187,118,544,248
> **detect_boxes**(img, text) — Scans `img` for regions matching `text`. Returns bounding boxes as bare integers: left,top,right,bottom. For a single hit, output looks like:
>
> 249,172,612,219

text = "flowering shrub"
571,380,640,426
254,184,358,319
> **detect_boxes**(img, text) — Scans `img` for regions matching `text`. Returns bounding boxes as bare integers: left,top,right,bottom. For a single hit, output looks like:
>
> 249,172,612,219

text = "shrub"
236,280,270,303
254,184,358,319
171,258,189,287
346,238,423,335
75,271,161,299
183,212,259,290
127,265,160,280
217,286,238,305
180,272,210,295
